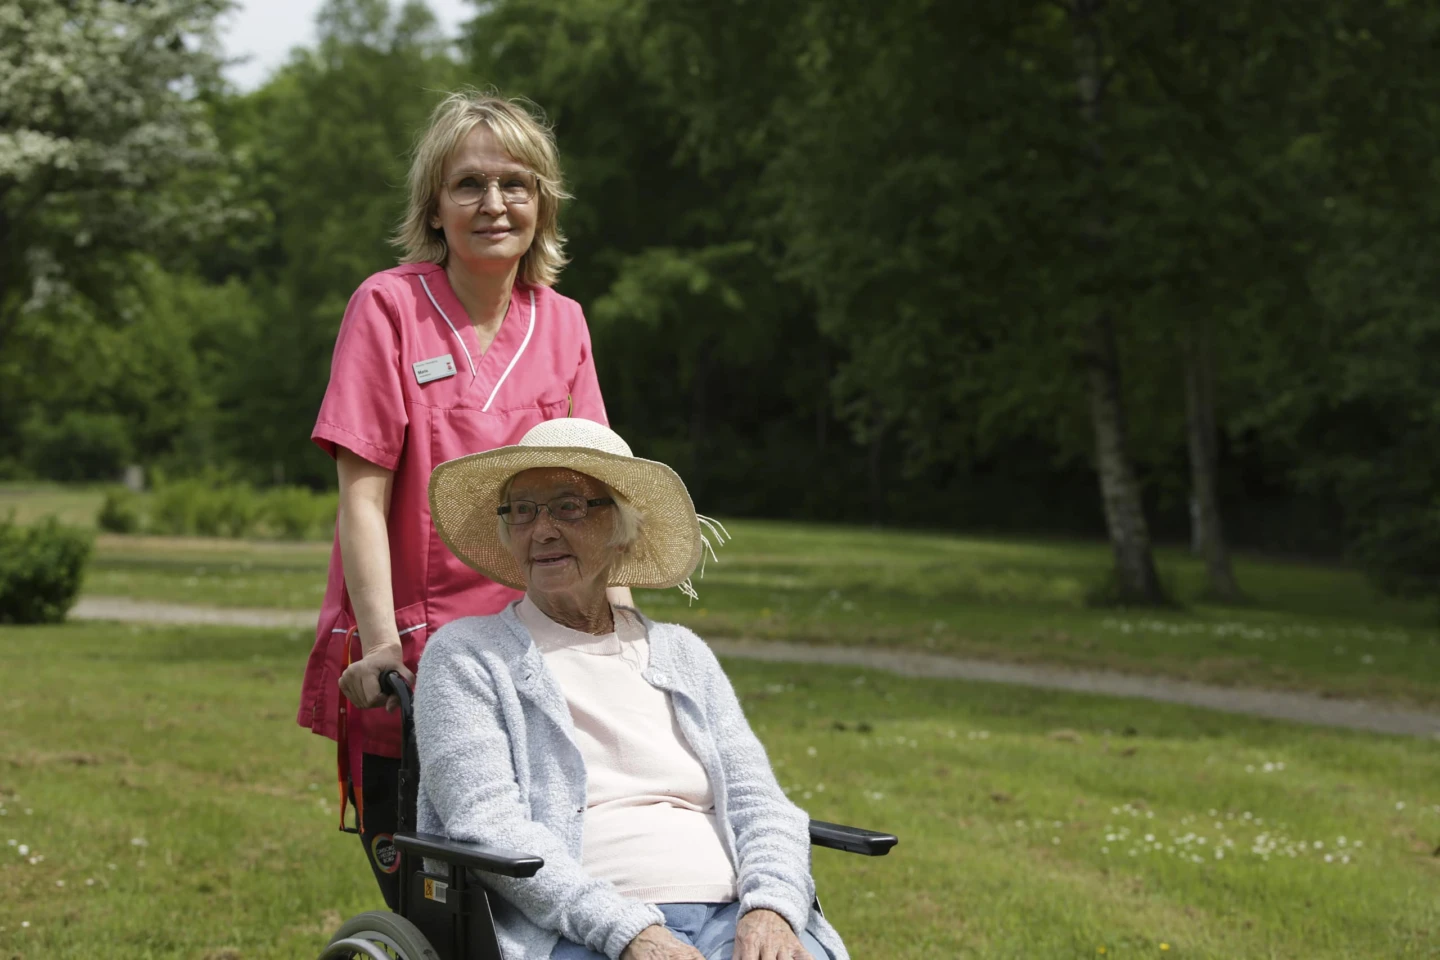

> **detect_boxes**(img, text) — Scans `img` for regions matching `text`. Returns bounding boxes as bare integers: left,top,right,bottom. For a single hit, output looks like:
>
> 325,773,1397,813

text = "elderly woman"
298,90,628,905
416,418,845,960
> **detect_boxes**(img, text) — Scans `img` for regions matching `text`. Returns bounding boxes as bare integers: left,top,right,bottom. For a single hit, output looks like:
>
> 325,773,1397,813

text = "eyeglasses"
445,169,538,207
497,495,615,525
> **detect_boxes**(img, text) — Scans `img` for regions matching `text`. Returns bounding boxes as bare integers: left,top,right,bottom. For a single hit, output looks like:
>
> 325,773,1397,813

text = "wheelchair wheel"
318,910,441,960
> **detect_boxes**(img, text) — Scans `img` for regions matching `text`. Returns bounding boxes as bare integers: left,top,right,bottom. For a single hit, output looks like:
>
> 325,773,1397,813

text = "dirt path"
73,595,315,629
71,595,1440,739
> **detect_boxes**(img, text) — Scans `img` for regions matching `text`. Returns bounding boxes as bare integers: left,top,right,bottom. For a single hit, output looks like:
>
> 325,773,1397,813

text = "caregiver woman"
295,90,630,908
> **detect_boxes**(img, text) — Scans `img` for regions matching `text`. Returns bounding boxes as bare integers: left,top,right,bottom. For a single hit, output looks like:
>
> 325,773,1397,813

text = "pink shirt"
297,263,608,758
517,598,739,904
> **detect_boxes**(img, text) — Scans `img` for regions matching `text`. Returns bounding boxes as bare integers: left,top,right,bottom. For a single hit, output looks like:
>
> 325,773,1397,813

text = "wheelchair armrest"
808,819,898,856
393,830,545,878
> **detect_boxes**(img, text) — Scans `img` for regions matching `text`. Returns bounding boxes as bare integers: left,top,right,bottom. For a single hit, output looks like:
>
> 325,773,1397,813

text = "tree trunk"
1087,311,1167,603
1183,318,1243,600
1072,0,1167,605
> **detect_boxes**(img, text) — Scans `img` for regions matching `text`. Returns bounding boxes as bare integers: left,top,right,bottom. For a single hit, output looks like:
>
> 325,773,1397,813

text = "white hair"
495,475,643,551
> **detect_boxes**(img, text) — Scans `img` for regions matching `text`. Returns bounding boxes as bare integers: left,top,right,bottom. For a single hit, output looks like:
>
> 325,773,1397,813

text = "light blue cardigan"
413,603,848,960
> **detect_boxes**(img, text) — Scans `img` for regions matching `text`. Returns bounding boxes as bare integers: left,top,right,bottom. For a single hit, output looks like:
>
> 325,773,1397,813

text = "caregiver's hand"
621,925,705,960
735,908,813,960
338,642,413,711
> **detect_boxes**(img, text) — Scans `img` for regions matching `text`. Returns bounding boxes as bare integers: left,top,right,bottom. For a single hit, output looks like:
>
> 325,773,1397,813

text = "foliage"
144,474,337,540
96,487,143,535
259,485,339,540
0,0,247,360
603,0,1440,603
460,0,868,514
148,475,256,538
20,409,132,482
206,0,461,486
0,256,260,480
0,513,92,623
6,0,1440,605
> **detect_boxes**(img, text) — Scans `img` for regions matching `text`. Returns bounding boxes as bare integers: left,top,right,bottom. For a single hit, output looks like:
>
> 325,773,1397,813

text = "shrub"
0,457,31,481
148,477,205,535
148,476,260,538
1349,500,1440,604
145,476,336,540
260,486,338,540
22,410,134,482
97,487,144,534
206,483,262,538
0,515,93,624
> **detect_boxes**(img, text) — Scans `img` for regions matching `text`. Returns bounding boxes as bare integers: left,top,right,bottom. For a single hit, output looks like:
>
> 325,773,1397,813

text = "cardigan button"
650,670,669,685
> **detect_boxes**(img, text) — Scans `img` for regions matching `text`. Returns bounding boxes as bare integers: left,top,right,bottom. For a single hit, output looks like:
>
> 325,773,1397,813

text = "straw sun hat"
428,418,726,597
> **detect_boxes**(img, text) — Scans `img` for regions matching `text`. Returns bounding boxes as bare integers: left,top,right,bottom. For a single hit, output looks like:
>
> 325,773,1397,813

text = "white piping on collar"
482,288,536,412
419,274,477,377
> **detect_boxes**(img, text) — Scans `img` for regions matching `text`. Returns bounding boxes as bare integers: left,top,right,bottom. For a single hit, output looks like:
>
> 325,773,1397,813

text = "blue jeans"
549,901,834,960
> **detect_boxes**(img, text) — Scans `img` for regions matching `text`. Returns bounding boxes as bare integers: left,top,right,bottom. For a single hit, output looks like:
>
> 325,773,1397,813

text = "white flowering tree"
0,0,239,353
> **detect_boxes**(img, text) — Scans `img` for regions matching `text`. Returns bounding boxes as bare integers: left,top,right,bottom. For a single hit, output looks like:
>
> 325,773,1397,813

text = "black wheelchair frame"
320,671,898,960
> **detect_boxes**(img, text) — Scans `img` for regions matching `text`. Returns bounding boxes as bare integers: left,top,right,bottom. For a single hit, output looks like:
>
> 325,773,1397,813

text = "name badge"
413,354,456,385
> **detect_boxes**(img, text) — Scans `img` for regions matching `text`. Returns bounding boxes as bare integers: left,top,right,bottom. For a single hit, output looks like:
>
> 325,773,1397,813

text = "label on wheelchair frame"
370,834,400,874
424,878,448,904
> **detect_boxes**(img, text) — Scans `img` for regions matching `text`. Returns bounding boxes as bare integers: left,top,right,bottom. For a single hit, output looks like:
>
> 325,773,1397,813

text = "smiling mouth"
532,554,572,567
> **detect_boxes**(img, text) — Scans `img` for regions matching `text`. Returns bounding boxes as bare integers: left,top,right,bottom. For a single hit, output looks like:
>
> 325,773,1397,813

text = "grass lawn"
6,481,1438,705
86,535,334,610
0,621,1436,958
0,482,114,528
65,518,1440,707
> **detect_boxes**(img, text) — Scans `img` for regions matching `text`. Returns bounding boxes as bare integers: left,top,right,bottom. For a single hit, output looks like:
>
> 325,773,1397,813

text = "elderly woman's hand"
734,909,813,960
621,925,706,960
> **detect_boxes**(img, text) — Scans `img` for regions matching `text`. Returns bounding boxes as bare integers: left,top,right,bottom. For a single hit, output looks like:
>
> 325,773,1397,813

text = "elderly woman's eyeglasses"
497,496,614,525
446,169,538,206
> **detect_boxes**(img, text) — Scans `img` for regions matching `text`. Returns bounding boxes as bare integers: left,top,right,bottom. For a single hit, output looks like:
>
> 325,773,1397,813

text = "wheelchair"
319,672,899,959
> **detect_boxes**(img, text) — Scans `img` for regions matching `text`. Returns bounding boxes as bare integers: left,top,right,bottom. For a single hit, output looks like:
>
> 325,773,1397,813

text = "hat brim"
429,445,703,591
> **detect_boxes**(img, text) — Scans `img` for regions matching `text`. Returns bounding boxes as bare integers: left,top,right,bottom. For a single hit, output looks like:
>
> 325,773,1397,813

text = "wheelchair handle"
380,670,413,717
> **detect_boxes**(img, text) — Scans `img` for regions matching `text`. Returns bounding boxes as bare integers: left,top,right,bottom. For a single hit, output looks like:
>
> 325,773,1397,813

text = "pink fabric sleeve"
312,282,409,470
568,310,609,426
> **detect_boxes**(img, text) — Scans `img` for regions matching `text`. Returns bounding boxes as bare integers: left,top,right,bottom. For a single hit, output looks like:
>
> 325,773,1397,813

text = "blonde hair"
393,89,571,287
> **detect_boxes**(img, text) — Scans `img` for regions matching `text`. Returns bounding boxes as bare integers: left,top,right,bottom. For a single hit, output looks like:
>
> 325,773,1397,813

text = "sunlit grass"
0,622,1435,958
85,535,332,609
65,524,1440,705
0,482,110,527
5,483,1438,703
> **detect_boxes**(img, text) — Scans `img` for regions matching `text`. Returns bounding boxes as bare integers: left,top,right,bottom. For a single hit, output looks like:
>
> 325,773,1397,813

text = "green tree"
623,0,1440,608
210,0,461,484
461,0,857,514
625,0,1176,599
0,0,242,358
0,260,256,478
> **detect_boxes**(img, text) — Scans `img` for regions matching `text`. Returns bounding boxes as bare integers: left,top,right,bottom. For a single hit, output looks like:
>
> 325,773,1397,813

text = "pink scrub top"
296,262,609,758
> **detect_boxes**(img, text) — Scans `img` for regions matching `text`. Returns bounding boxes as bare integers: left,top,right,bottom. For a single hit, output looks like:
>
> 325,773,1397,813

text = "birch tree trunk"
1087,310,1167,602
1184,318,1243,600
1072,0,1167,605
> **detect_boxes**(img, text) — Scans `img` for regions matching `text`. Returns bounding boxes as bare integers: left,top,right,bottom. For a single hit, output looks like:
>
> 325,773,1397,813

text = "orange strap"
336,625,365,834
